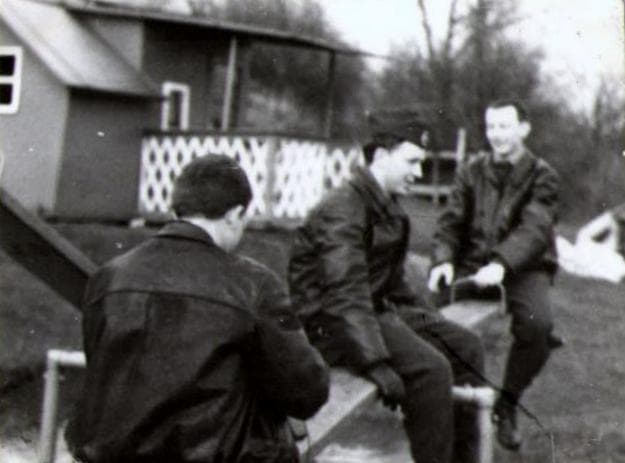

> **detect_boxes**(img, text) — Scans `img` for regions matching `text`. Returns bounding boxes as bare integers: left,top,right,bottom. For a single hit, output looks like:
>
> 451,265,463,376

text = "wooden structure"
0,0,371,221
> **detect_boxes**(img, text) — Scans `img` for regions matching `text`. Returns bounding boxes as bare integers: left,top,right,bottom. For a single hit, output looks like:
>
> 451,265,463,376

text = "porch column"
322,51,336,138
221,36,238,131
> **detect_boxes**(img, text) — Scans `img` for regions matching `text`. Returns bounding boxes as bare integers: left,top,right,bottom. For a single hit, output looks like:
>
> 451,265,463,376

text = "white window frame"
0,46,23,115
161,81,190,130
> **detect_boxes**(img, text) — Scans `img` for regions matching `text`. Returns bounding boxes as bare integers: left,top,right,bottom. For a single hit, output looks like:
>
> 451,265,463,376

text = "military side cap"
366,108,432,149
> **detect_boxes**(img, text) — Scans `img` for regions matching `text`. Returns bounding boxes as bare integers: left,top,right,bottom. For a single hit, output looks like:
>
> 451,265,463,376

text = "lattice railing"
139,133,363,221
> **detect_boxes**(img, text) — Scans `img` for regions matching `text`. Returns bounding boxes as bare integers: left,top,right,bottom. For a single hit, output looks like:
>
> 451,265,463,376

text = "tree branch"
417,0,437,62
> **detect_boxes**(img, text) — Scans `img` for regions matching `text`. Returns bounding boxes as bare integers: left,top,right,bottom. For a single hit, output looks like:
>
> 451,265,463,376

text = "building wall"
142,24,229,130
0,22,68,214
83,16,144,69
55,89,153,221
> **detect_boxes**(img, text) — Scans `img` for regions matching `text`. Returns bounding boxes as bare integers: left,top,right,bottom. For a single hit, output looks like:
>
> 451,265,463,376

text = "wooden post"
322,51,336,138
263,136,278,223
455,127,467,171
221,36,238,131
431,150,441,205
0,187,96,309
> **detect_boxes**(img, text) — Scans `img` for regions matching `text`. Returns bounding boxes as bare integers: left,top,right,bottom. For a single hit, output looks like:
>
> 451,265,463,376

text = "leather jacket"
432,149,559,275
288,168,424,371
66,221,329,463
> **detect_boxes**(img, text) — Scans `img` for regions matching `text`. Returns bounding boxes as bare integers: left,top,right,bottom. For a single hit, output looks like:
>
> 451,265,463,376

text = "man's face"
485,106,530,159
382,141,425,195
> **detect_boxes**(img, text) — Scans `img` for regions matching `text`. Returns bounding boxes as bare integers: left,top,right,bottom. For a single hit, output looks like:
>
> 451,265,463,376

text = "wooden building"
0,0,364,221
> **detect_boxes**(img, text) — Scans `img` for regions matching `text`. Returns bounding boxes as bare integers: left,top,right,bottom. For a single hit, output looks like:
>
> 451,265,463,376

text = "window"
161,82,190,130
0,46,23,114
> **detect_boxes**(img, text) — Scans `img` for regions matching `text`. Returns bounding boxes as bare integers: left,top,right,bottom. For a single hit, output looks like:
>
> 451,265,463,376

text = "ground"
1,198,625,462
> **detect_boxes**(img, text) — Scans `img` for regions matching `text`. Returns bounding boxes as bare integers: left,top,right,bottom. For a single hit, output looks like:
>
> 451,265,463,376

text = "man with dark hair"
429,99,561,451
67,155,329,463
288,110,485,463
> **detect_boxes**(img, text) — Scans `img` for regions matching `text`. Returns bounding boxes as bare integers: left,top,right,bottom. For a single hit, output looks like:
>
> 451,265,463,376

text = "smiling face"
485,105,531,160
375,141,426,195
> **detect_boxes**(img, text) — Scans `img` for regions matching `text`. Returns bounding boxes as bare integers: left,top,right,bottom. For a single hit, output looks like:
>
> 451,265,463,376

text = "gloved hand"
366,363,405,410
472,261,505,287
427,262,454,293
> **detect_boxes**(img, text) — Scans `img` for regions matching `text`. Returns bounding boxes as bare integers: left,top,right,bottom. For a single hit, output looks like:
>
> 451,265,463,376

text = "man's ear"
224,205,245,224
372,146,389,165
520,121,531,138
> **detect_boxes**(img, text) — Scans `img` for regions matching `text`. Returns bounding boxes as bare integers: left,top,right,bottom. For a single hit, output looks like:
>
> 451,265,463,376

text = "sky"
319,0,625,111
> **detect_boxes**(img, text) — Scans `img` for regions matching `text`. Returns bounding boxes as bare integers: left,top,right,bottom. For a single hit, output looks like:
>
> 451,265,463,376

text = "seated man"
288,110,485,463
66,155,329,463
428,99,561,451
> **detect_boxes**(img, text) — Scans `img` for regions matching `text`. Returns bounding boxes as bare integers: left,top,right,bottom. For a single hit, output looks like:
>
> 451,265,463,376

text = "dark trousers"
502,270,554,401
315,307,484,463
385,308,484,463
437,269,554,403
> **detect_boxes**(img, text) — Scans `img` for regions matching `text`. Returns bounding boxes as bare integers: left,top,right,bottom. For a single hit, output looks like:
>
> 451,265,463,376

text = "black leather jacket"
288,168,424,371
67,221,329,463
432,149,559,275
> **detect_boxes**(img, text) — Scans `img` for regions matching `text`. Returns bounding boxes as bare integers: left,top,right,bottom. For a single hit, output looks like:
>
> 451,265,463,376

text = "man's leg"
378,311,454,463
496,270,554,449
398,306,485,463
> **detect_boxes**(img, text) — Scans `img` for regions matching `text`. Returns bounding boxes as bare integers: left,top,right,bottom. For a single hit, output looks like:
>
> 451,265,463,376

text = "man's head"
485,99,531,160
172,155,252,250
364,109,429,195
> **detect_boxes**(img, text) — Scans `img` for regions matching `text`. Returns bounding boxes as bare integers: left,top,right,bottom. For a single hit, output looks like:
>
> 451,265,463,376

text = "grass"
2,197,625,462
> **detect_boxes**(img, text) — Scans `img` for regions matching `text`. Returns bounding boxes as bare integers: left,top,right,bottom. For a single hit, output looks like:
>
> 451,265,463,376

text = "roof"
61,0,382,58
1,0,159,97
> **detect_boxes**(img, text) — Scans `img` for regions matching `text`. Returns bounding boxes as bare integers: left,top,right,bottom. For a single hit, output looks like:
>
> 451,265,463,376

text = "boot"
493,397,522,451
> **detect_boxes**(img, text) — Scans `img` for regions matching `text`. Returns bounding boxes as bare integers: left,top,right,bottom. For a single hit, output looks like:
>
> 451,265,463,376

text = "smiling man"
429,99,561,451
288,110,485,463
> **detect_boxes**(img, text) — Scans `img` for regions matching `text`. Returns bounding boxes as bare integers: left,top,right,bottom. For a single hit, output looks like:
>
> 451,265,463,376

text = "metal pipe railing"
452,385,496,463
39,350,496,463
39,350,86,463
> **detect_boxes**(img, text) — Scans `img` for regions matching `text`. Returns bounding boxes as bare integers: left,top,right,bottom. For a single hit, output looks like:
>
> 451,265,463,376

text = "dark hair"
487,99,529,122
171,155,252,219
362,133,405,164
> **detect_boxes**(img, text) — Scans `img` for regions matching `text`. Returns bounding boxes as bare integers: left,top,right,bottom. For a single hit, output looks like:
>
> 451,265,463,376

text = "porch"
138,130,463,224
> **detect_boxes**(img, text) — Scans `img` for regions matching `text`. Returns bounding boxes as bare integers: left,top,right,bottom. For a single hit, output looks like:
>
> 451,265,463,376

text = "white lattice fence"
139,134,363,220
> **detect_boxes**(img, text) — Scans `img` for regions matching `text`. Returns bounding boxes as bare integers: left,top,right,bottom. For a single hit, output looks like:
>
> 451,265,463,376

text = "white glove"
428,262,454,293
472,262,506,288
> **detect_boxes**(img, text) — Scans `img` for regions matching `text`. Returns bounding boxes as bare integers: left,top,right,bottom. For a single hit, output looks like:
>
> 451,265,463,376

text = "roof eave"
62,1,385,57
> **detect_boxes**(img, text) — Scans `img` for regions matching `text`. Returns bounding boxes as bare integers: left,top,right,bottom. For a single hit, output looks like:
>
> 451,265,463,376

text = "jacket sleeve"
492,164,560,272
384,257,431,309
313,193,391,369
432,164,472,267
246,269,330,420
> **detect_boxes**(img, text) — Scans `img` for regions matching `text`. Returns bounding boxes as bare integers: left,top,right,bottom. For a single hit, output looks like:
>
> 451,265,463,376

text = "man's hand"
428,262,454,293
366,363,405,410
472,261,506,287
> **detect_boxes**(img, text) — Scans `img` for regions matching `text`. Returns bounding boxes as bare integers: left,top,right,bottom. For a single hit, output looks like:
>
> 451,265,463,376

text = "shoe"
493,400,522,451
547,332,566,350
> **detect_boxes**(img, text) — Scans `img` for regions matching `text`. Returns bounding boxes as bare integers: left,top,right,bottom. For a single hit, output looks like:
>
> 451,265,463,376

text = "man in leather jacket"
66,155,329,463
429,99,561,451
288,110,485,463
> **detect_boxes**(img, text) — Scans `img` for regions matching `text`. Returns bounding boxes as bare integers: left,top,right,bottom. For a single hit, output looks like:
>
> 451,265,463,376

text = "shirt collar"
156,220,216,247
486,148,536,187
492,145,526,165
351,167,406,219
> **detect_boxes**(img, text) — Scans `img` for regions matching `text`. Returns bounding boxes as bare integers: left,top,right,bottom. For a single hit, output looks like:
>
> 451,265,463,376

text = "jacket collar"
485,148,537,188
156,220,217,247
350,167,406,219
